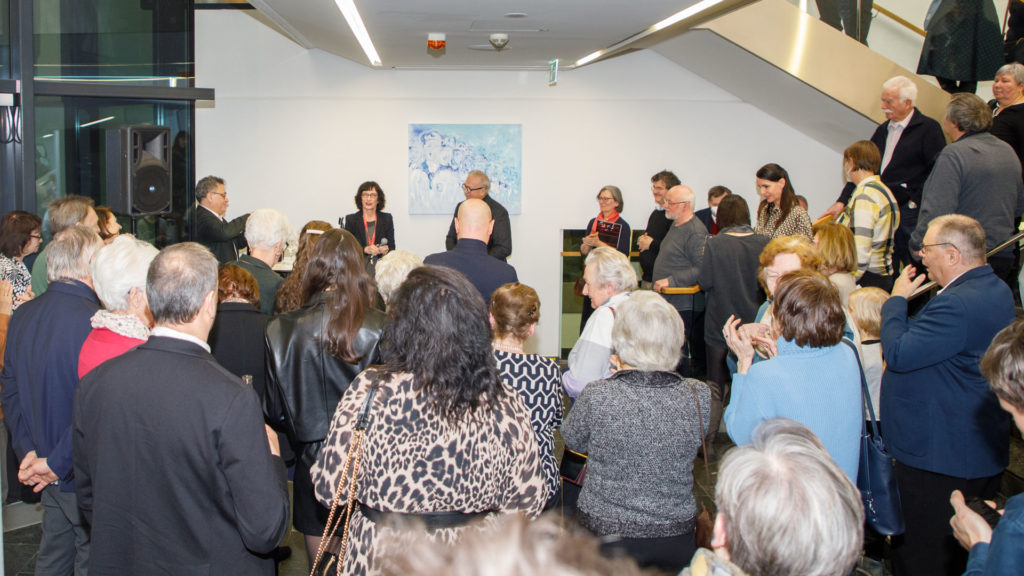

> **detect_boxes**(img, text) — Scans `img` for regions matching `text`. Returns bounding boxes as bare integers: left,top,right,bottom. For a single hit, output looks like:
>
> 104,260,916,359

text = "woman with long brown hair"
753,163,813,240
273,220,331,313
264,228,386,566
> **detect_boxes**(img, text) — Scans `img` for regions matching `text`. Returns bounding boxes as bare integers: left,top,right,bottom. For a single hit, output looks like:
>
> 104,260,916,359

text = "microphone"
372,238,388,264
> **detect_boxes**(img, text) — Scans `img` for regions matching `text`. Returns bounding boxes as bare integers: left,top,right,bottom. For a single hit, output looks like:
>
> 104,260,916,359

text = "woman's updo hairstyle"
490,282,540,341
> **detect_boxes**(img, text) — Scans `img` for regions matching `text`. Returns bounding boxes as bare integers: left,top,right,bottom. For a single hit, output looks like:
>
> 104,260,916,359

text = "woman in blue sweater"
723,269,861,480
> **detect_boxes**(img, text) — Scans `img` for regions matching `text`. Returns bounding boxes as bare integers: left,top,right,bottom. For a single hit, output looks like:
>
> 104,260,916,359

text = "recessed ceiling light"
503,12,528,18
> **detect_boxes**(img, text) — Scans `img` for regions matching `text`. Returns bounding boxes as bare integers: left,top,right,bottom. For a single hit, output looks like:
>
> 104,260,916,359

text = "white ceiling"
246,0,706,69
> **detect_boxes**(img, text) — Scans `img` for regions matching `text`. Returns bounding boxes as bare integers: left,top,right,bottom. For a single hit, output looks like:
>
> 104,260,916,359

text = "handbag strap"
309,385,379,576
841,338,883,440
681,377,711,488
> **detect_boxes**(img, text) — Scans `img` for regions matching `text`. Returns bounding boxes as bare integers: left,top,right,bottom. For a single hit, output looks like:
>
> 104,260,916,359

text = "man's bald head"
664,185,695,223
455,198,494,243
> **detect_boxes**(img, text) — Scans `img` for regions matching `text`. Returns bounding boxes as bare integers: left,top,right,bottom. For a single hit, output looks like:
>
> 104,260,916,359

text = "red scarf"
589,210,620,234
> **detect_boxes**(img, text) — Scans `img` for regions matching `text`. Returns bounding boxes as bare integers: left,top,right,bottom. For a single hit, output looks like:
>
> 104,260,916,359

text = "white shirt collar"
937,268,970,294
151,326,211,353
891,109,914,130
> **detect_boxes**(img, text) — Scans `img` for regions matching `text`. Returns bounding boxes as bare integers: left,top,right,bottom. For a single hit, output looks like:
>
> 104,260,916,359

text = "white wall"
195,10,842,356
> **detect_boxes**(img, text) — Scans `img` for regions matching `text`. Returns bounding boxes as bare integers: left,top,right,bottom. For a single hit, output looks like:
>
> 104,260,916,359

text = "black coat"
191,205,249,264
263,291,385,469
342,211,396,251
73,336,290,575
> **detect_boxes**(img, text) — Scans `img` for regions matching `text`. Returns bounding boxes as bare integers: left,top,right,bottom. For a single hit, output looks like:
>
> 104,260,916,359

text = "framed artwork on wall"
408,123,522,215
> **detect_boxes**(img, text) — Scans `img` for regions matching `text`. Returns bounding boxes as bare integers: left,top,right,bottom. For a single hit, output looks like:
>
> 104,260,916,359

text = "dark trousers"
579,295,595,336
599,531,696,573
891,462,1000,576
989,255,1016,297
675,309,694,377
705,344,732,445
936,77,978,94
859,270,894,292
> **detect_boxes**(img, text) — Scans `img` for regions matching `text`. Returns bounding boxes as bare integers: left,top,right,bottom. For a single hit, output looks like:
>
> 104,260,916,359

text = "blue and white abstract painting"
408,123,522,215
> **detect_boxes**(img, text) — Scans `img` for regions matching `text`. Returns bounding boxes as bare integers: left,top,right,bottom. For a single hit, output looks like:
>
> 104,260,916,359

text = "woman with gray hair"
990,63,1024,181
578,186,631,332
77,235,159,377
562,291,710,572
373,249,422,306
563,246,636,398
680,418,864,576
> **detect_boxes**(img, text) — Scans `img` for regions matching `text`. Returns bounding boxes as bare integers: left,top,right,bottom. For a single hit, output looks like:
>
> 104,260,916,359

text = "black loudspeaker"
105,125,172,215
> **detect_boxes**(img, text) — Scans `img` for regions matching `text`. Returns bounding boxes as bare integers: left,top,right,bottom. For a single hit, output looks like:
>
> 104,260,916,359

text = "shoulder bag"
843,339,905,536
309,385,379,576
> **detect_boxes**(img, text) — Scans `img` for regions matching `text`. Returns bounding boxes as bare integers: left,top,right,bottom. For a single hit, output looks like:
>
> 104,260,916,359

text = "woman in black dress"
263,229,386,567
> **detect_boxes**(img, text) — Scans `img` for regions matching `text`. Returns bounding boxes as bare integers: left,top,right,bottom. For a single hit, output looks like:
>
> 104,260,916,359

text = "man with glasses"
192,175,250,264
444,170,512,261
638,170,680,289
652,185,708,376
881,215,1015,576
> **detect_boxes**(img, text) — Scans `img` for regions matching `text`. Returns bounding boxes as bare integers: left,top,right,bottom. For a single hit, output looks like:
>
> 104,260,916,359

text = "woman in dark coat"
263,228,385,567
341,181,395,261
918,0,1003,93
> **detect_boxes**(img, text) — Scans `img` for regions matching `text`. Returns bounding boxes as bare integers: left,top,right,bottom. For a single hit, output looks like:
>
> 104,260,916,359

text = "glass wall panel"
0,0,9,79
34,0,191,85
35,95,192,247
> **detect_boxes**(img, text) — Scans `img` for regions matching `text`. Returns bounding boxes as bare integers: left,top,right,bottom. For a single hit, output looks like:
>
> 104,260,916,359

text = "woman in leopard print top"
311,266,548,575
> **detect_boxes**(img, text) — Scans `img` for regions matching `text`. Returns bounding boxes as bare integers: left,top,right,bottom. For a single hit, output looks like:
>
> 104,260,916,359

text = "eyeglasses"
919,242,958,253
665,200,690,206
362,193,378,198
210,191,227,198
30,233,42,239
597,196,615,202
462,184,486,193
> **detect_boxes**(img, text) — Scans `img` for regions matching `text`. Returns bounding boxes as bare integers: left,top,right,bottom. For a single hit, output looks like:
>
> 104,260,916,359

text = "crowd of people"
0,72,1023,576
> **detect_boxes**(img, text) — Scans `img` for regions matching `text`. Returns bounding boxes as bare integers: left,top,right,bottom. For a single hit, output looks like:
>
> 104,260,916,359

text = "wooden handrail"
661,285,702,295
874,4,926,37
561,251,641,257
812,214,834,228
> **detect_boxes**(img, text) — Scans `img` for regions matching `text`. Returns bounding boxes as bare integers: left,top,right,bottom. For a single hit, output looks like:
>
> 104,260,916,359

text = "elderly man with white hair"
78,236,159,377
821,75,946,270
2,225,103,575
237,208,290,314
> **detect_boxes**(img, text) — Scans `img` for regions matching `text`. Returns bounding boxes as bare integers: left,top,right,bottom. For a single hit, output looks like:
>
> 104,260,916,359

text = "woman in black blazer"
341,181,395,260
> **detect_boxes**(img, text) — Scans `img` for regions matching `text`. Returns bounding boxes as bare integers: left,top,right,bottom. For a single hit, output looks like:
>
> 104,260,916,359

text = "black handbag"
843,340,905,536
559,447,588,486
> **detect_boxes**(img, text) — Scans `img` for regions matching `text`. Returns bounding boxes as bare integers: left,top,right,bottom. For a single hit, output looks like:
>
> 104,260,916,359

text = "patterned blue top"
494,349,563,498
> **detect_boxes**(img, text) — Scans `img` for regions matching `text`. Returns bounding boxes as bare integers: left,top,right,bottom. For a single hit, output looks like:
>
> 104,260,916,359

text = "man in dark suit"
73,242,290,576
881,215,1015,576
2,226,103,575
822,76,946,269
428,198,517,303
236,208,289,314
445,170,512,260
694,185,731,237
192,175,249,264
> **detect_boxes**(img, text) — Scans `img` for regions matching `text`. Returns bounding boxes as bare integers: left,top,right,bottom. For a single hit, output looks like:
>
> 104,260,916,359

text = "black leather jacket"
264,291,385,468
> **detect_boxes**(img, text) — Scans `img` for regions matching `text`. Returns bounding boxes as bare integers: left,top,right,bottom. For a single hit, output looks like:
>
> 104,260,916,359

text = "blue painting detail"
408,123,522,215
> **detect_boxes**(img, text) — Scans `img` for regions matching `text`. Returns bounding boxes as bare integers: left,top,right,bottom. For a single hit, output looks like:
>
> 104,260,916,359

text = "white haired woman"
373,249,422,306
562,246,636,398
77,236,159,377
562,291,710,573
238,208,290,314
682,418,864,576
